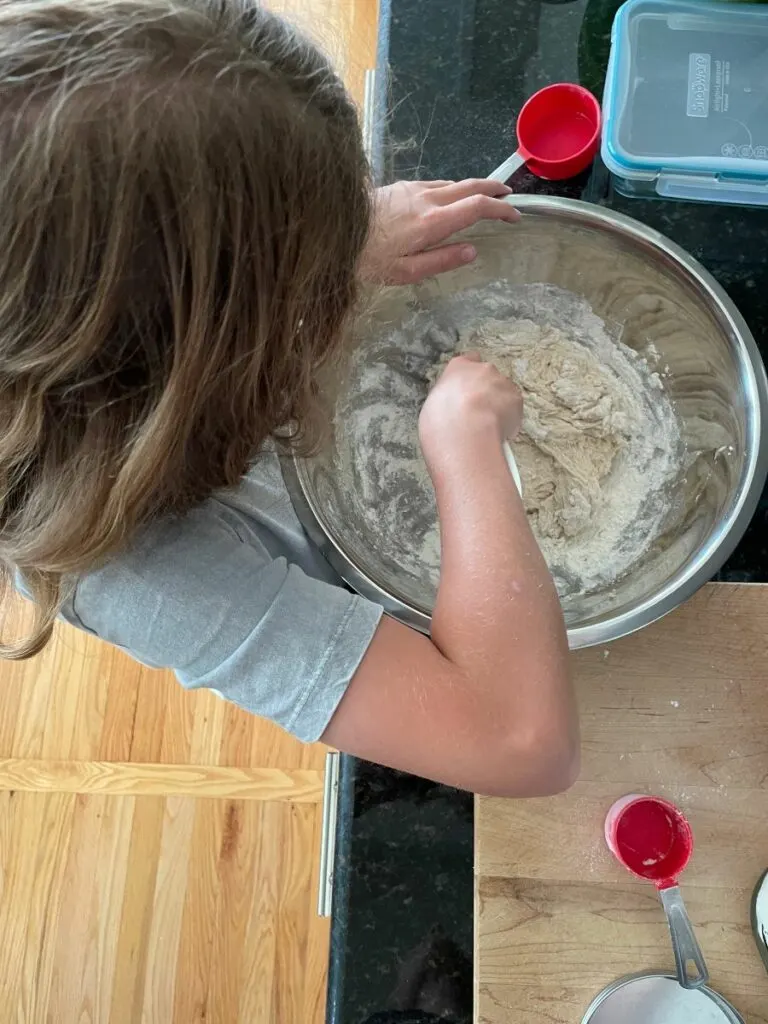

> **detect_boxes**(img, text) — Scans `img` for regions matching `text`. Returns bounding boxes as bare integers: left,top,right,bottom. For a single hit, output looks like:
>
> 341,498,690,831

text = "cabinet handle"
317,750,340,917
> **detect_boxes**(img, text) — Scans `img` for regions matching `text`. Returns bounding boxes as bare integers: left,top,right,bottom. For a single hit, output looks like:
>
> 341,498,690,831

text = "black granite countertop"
327,3,768,1022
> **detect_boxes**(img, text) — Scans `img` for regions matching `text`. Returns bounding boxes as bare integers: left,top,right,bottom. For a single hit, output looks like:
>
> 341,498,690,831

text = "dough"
336,282,682,600
433,318,633,542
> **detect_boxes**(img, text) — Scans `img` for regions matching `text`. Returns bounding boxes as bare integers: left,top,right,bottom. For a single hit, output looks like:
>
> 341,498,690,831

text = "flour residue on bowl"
334,282,683,600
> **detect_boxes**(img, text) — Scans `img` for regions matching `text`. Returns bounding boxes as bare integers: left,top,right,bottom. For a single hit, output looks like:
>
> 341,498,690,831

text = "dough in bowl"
336,282,683,598
431,317,638,543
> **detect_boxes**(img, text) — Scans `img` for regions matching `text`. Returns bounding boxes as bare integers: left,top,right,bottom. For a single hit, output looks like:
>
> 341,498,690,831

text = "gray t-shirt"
59,452,383,742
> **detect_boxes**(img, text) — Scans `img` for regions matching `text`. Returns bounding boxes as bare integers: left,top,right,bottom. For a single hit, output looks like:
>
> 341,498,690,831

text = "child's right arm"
322,355,578,797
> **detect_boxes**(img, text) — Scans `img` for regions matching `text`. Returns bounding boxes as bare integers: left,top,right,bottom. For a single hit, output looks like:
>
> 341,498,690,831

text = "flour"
334,282,682,600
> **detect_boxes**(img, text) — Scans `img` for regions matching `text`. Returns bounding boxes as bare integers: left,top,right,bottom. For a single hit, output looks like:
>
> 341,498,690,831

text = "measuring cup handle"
659,886,710,990
487,150,526,183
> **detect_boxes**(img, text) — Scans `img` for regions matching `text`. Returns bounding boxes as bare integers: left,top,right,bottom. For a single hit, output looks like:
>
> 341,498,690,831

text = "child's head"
0,0,371,656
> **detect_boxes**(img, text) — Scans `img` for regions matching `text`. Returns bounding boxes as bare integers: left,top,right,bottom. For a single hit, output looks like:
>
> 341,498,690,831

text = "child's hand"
359,180,519,286
418,354,523,477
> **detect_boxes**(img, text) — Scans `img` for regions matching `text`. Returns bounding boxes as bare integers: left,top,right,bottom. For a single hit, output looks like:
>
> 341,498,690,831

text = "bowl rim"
282,195,768,650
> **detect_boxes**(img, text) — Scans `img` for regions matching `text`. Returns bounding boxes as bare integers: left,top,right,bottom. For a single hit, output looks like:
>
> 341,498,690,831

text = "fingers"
431,178,514,203
395,242,478,284
430,351,480,386
420,195,520,249
421,180,455,189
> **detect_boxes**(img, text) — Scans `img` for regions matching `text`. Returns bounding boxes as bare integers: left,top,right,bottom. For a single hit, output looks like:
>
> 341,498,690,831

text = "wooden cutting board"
475,583,768,1024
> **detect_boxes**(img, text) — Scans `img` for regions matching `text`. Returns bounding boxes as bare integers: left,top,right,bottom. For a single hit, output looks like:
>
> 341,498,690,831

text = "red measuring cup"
605,794,709,990
488,82,601,183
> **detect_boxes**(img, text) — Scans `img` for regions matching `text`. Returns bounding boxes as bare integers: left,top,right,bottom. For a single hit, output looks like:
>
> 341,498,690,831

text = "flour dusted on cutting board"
334,282,682,598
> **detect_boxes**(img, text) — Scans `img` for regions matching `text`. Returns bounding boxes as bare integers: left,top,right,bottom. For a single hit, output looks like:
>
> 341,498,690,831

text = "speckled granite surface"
328,2,768,1022
327,759,473,1024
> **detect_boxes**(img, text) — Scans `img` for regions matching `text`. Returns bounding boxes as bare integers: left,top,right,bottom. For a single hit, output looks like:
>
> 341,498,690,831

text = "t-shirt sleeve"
64,511,383,742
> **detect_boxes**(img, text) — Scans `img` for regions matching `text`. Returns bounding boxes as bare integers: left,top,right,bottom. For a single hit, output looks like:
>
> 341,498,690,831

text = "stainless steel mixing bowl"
282,196,768,648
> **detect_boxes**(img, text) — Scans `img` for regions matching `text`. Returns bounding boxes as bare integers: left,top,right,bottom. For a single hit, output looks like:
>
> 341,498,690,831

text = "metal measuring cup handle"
659,886,710,989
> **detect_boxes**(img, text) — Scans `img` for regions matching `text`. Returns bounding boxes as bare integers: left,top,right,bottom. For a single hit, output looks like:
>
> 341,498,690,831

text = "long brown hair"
0,0,372,658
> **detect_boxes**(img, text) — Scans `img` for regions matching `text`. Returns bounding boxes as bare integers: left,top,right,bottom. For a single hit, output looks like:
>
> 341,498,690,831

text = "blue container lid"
602,0,768,203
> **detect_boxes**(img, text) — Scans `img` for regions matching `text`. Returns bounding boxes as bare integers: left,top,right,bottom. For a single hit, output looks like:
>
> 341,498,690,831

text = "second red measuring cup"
488,82,601,183
605,794,709,990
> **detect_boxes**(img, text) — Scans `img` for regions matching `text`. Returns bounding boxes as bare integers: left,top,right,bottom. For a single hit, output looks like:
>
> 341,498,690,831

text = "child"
0,0,577,797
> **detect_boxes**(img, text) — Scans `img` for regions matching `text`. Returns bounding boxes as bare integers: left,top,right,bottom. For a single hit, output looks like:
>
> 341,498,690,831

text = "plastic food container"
602,0,768,205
